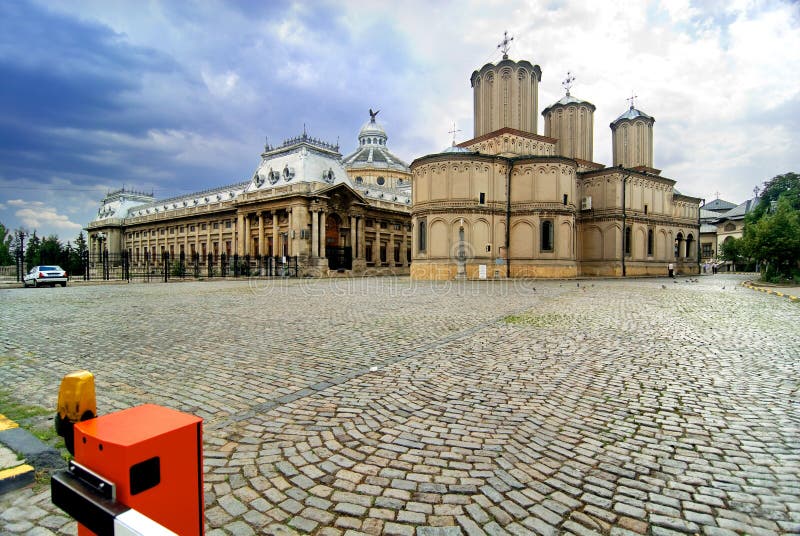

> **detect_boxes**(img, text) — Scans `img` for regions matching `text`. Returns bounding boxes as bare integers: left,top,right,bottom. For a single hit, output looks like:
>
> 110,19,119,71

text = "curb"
742,281,800,302
0,413,65,495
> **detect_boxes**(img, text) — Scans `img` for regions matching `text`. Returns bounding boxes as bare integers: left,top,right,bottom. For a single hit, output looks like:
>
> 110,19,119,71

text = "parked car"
23,265,68,287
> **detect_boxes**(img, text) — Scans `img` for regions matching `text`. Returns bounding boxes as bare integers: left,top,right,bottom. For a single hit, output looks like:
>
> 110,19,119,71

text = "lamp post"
15,230,26,282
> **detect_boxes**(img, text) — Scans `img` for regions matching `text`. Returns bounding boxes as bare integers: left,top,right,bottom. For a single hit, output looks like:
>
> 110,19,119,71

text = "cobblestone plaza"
1,274,798,535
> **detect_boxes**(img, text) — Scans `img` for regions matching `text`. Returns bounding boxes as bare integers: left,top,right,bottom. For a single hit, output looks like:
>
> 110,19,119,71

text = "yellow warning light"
55,371,97,455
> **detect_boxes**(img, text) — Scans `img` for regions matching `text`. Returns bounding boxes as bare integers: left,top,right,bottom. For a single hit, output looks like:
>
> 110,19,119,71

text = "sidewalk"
0,415,35,494
743,280,800,301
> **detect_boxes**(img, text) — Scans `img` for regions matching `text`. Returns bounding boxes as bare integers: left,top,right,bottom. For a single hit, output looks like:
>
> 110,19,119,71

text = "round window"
377,176,385,186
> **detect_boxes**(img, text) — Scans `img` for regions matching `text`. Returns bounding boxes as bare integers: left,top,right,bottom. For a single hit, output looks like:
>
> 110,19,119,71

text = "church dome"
358,120,387,141
440,144,474,154
343,110,409,173
612,106,654,125
542,93,596,115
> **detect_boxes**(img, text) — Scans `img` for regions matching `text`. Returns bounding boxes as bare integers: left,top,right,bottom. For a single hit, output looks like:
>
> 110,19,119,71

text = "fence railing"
11,251,298,283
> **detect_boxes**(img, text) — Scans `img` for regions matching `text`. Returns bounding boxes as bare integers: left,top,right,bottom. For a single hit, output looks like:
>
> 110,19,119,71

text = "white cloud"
14,201,83,234
201,68,240,98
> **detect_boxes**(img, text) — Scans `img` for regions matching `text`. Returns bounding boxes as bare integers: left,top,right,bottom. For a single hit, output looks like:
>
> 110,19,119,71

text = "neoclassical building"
410,47,701,280
87,116,412,277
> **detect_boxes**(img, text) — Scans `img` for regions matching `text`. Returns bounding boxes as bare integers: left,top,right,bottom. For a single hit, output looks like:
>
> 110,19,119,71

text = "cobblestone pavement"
1,274,798,535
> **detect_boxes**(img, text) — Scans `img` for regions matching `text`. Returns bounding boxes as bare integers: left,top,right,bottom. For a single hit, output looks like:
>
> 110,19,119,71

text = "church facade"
87,117,412,277
410,49,701,280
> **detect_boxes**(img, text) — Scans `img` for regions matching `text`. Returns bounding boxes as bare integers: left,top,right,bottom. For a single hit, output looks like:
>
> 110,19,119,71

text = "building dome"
343,111,409,173
612,106,654,124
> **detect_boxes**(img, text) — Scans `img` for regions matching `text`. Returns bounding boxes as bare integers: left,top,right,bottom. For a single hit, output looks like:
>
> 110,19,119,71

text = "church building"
410,38,701,279
88,36,701,281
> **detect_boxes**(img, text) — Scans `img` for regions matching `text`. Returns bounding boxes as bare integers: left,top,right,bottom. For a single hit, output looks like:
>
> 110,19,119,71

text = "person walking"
668,262,674,278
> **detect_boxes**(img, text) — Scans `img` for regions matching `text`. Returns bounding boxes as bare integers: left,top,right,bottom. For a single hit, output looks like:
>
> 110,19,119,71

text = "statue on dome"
369,108,380,122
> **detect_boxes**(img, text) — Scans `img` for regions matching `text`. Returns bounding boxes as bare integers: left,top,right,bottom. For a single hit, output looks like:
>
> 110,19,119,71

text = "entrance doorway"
325,214,352,270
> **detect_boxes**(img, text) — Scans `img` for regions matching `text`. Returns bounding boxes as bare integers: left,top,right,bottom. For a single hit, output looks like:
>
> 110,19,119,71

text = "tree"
719,237,745,270
748,172,800,222
74,231,88,255
743,196,800,281
24,231,41,267
0,223,13,265
39,235,63,265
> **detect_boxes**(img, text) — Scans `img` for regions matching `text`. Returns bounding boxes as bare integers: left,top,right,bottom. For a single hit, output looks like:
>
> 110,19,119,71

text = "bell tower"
470,33,542,137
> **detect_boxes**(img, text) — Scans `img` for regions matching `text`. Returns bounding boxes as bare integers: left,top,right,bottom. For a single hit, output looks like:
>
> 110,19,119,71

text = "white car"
23,265,68,287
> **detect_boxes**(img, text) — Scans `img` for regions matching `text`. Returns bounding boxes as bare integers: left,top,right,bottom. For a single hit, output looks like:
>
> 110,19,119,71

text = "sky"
1,0,798,241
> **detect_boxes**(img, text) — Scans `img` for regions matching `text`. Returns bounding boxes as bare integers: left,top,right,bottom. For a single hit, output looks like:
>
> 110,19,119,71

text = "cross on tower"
714,190,721,200
497,31,514,59
562,71,575,96
627,91,637,109
448,122,462,147
753,185,760,198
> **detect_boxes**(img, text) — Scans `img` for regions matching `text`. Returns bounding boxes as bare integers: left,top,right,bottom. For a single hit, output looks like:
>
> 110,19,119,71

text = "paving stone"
0,275,796,536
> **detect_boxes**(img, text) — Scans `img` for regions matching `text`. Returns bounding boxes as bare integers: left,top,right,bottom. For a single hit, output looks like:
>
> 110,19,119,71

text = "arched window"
418,219,427,252
356,176,363,184
647,229,654,256
624,226,632,256
541,220,554,252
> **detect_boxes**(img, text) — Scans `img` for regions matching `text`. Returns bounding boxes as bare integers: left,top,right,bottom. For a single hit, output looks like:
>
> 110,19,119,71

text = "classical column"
350,216,357,256
388,228,395,267
258,212,265,257
311,210,319,258
401,227,408,267
373,229,381,265
319,211,327,259
236,213,245,254
287,209,293,256
272,212,280,257
358,218,366,259
244,214,252,255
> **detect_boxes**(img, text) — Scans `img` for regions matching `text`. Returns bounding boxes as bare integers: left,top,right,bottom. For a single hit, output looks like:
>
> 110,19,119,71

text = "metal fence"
13,251,298,283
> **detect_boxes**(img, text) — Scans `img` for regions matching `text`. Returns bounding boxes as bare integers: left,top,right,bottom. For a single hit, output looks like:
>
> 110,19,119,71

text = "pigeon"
722,286,726,290
661,284,666,289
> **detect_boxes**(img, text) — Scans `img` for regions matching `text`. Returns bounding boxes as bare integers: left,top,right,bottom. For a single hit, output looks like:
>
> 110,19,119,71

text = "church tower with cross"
470,32,542,137
542,71,596,162
610,93,656,171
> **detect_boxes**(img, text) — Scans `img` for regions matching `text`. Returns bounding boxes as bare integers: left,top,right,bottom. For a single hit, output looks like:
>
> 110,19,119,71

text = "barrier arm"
52,371,204,536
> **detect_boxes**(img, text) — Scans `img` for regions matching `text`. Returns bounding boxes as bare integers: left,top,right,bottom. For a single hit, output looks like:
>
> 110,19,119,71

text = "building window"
540,220,554,252
190,225,195,232
394,244,400,263
479,192,486,204
625,226,632,256
366,219,374,228
356,176,363,184
380,221,388,229
418,219,427,252
647,229,654,256
702,243,713,258
213,222,219,229
394,223,401,231
201,224,207,230
563,194,568,205
226,221,232,229
724,222,735,232
366,242,373,261
377,176,385,186
644,204,649,215
180,226,185,233
170,227,175,234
